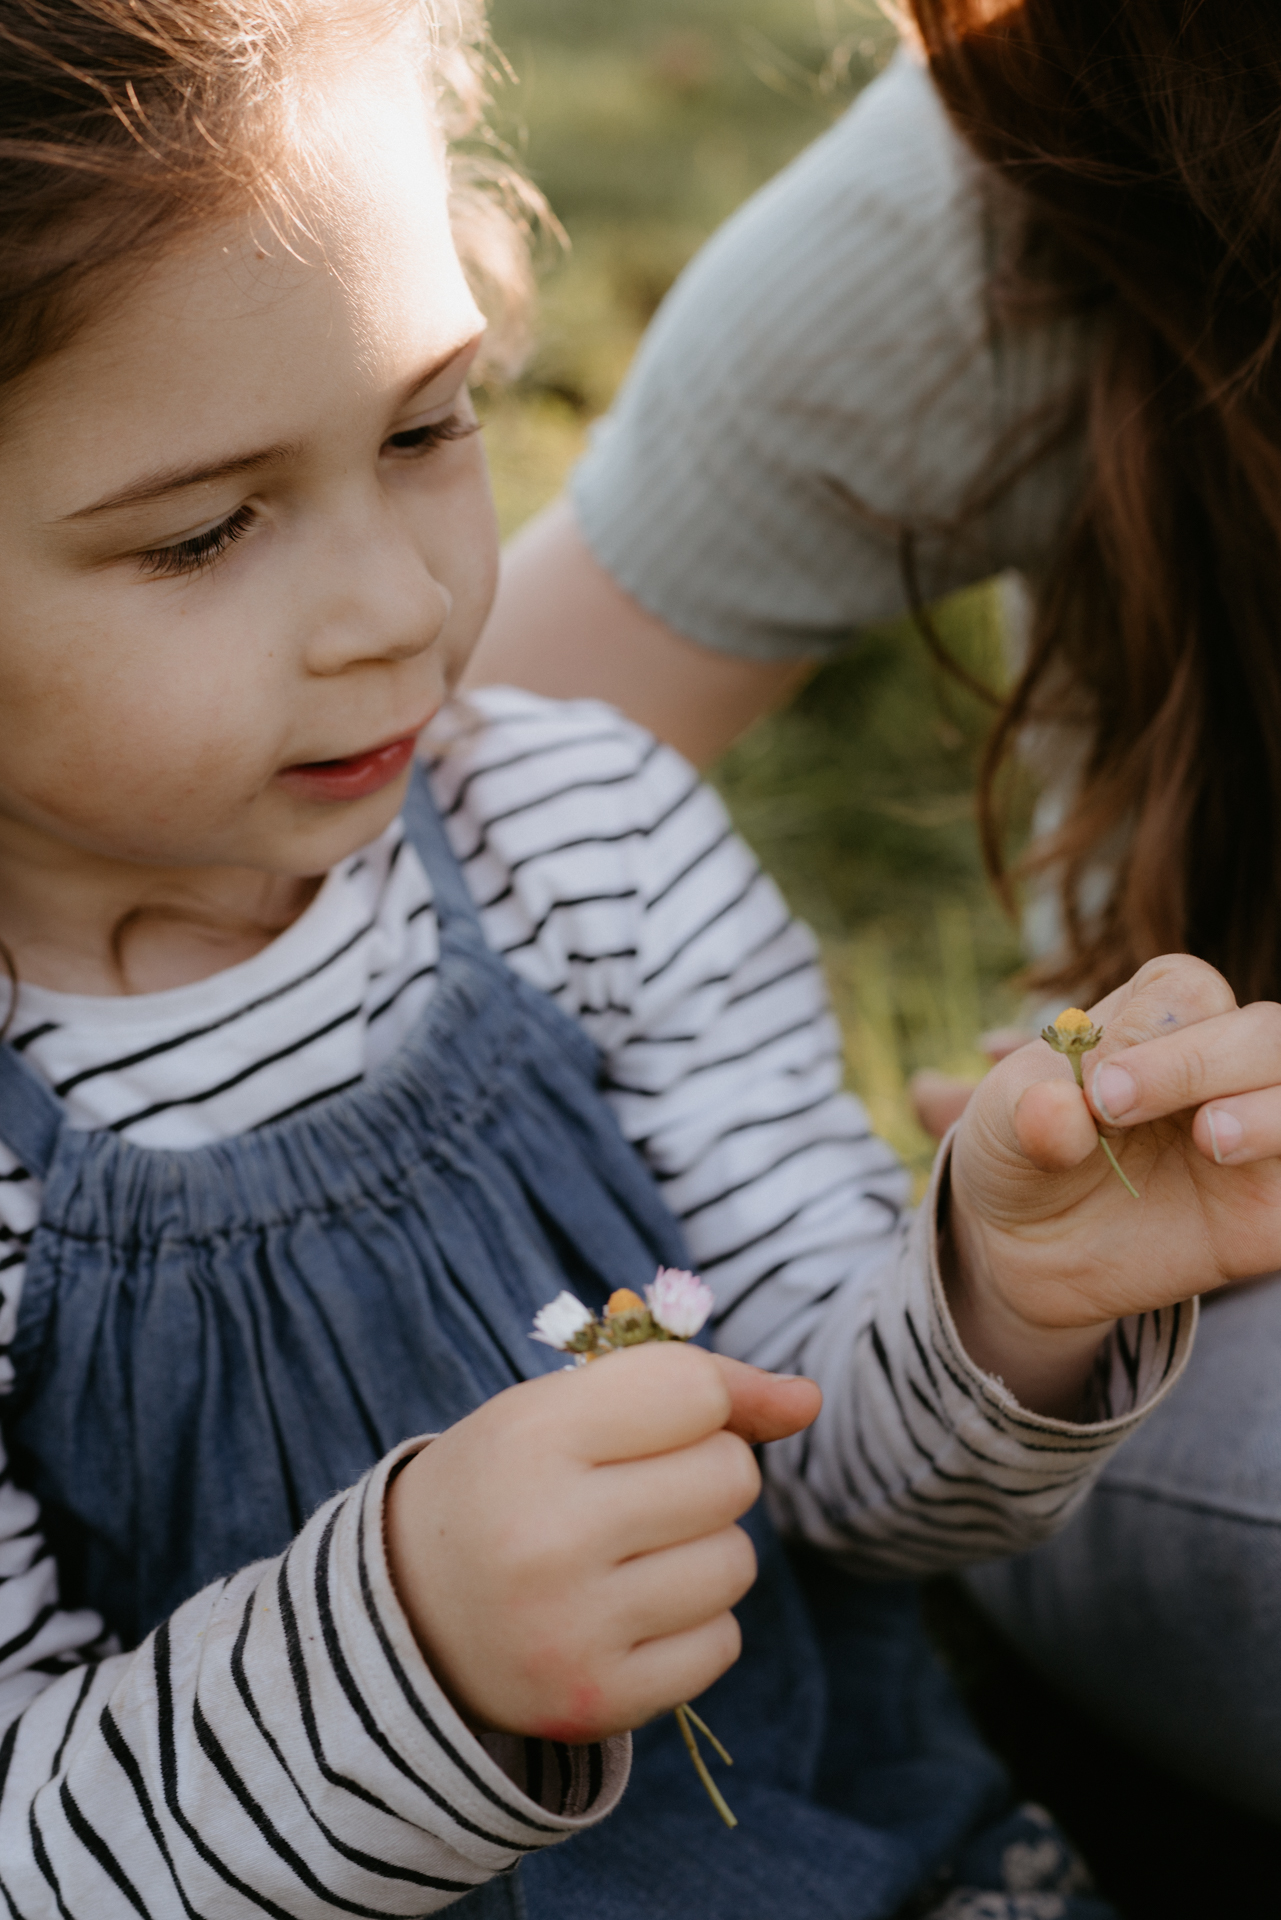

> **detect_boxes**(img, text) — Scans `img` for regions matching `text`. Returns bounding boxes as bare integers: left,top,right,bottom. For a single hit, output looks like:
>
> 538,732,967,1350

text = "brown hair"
909,0,1281,1006
0,0,537,399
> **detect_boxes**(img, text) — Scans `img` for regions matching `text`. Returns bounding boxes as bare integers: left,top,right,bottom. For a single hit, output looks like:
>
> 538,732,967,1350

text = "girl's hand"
946,955,1281,1415
384,1344,820,1743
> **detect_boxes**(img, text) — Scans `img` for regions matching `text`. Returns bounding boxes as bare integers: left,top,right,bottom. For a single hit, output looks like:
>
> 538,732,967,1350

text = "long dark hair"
910,0,1281,1005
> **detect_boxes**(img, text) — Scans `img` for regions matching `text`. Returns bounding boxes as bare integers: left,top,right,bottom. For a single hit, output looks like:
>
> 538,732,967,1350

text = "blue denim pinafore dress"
0,770,1112,1920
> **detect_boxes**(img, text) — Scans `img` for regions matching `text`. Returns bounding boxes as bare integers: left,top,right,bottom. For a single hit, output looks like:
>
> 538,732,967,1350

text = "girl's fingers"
555,1341,733,1464
1084,1002,1281,1129
610,1613,743,1733
592,1428,761,1559
1100,951,1237,1040
608,1525,758,1645
1013,1078,1100,1172
714,1354,821,1444
1192,1089,1281,1166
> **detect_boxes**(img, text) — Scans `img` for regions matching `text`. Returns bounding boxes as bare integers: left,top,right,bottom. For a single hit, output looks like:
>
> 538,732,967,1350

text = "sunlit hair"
909,0,1281,1006
0,0,542,397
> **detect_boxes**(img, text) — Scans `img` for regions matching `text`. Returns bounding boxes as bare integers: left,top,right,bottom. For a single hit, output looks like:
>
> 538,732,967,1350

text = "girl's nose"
301,512,450,677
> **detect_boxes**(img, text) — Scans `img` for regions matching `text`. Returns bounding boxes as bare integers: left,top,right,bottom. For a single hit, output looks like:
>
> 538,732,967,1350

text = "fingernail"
1206,1109,1243,1165
1092,1063,1138,1124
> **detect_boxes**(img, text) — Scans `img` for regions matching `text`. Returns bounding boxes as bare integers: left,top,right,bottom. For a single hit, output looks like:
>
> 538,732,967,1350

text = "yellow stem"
674,1704,738,1829
680,1704,734,1769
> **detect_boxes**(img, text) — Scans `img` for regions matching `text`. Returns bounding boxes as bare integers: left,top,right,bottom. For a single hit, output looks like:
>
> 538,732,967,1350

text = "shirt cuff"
924,1135,1197,1452
329,1438,630,1865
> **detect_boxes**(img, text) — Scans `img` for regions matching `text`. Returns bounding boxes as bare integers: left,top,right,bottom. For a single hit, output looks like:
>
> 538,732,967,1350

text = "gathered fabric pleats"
0,767,1112,1920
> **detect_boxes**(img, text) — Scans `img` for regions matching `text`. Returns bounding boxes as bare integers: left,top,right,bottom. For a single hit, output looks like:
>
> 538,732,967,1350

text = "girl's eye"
136,502,257,580
384,411,480,456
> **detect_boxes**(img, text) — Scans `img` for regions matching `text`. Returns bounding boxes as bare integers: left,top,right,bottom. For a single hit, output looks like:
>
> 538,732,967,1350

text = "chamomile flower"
530,1290,596,1351
1041,1008,1139,1199
647,1268,715,1340
527,1265,737,1826
1041,1007,1104,1056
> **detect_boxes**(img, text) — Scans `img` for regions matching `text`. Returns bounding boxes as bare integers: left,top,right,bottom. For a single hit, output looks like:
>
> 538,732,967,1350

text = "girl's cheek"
0,642,259,820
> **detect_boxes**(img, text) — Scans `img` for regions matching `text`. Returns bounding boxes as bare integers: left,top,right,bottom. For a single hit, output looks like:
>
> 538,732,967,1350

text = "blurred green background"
480,0,1029,1177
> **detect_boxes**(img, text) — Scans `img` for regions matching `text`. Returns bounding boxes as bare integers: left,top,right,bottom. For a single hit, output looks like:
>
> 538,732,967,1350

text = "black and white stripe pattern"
0,688,1191,1911
0,1442,624,1917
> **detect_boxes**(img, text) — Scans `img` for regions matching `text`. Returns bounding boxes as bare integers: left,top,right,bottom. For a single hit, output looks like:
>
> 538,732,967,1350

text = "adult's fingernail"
1206,1110,1243,1165
1092,1063,1138,1124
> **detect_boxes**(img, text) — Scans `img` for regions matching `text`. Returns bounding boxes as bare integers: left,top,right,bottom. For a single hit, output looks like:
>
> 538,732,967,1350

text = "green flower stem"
1067,1054,1140,1201
1098,1133,1141,1201
674,1704,737,1829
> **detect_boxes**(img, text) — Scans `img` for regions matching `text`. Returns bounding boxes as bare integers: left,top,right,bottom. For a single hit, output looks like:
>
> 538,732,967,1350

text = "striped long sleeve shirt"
0,689,1192,1915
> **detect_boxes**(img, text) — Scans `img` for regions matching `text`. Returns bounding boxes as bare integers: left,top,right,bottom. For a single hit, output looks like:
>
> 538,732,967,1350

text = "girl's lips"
278,733,418,803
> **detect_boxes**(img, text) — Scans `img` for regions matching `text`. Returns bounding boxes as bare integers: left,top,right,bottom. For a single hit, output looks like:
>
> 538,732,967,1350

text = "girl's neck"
0,821,321,997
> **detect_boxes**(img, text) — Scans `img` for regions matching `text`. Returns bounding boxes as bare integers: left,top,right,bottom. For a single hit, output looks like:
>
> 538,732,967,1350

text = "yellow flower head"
606,1287,645,1317
1041,1007,1104,1060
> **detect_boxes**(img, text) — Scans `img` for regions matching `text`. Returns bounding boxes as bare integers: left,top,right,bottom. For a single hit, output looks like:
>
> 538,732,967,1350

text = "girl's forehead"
5,75,483,519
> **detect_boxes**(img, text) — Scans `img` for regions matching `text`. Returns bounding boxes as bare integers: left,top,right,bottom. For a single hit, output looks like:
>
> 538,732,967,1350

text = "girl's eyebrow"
60,336,484,524
61,443,298,522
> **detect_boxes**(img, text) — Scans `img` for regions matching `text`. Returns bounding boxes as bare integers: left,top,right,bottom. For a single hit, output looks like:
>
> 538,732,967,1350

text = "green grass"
478,0,1029,1176
486,0,895,415
714,593,1027,1173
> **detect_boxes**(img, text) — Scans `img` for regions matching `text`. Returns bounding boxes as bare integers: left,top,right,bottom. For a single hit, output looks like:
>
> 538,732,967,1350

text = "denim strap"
0,765,469,1180
402,760,485,943
0,1041,61,1179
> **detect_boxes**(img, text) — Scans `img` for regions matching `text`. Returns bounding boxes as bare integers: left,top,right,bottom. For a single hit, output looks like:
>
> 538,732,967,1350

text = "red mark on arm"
530,1679,607,1746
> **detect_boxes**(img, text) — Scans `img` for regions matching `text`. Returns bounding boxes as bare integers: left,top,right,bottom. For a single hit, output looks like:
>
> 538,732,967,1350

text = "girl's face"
0,47,493,887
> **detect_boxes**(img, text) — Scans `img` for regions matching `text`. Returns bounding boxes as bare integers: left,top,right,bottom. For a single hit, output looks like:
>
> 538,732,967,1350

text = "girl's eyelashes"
129,410,475,579
135,502,258,580
384,410,480,456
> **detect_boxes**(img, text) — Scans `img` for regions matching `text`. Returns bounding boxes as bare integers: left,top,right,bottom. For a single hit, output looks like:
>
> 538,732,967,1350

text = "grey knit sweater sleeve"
572,49,1096,661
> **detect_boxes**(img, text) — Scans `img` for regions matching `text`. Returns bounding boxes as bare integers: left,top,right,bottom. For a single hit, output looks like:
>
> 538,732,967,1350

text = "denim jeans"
966,1275,1281,1820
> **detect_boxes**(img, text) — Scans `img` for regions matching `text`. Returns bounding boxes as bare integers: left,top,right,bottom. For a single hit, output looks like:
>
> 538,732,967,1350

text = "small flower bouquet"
532,1267,717,1359
1041,1007,1139,1199
531,1268,739,1829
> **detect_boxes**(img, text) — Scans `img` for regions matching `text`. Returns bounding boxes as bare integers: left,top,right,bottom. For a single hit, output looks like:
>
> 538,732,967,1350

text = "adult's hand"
946,955,1281,1413
464,497,814,767
910,1027,1033,1139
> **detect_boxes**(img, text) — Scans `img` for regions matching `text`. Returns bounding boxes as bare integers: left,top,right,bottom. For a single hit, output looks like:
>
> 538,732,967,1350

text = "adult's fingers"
1084,1001,1281,1130
911,1070,978,1140
911,1034,1034,1142
980,1027,1034,1062
714,1354,821,1444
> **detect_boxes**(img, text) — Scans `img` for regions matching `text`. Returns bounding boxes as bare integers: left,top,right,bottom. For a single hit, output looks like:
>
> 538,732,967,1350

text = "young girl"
0,4,1274,1916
